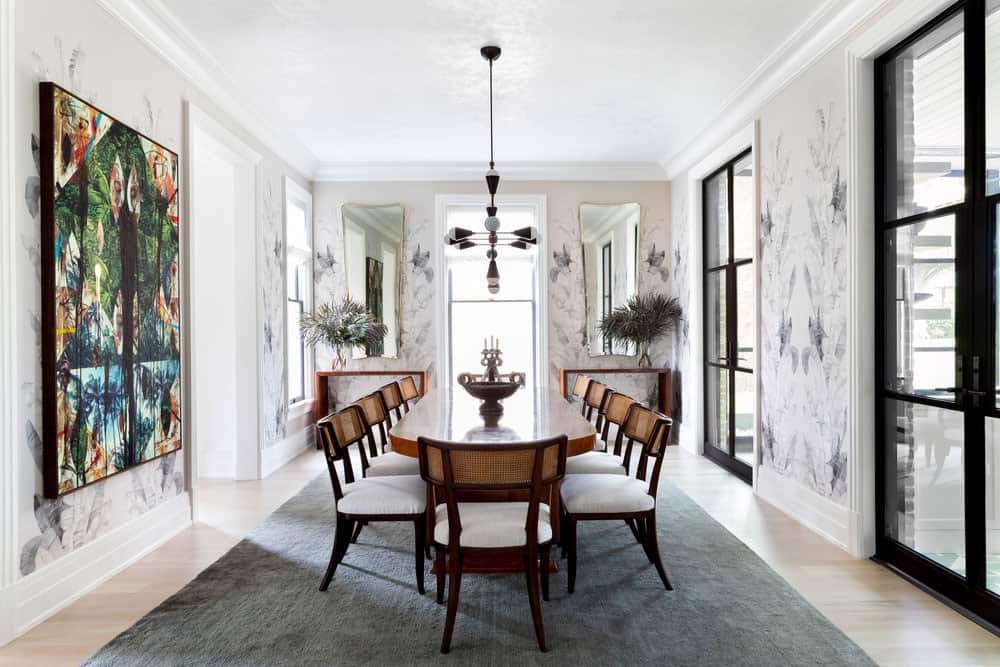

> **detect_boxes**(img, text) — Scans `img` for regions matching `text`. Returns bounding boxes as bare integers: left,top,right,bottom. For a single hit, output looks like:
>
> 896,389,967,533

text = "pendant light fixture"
444,45,538,294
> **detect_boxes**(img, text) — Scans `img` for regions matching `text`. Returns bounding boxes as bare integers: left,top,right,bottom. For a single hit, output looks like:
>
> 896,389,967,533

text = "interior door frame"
873,0,1000,629
185,103,263,500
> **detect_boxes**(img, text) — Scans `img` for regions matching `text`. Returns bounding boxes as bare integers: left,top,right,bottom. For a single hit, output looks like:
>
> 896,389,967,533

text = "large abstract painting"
40,83,181,498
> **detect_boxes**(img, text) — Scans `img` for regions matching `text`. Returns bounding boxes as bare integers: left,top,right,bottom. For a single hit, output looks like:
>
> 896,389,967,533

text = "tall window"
875,0,1000,627
285,178,312,407
703,148,754,483
443,201,542,388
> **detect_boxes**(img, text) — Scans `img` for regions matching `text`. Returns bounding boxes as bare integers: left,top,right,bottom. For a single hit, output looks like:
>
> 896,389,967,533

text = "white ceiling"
164,0,829,169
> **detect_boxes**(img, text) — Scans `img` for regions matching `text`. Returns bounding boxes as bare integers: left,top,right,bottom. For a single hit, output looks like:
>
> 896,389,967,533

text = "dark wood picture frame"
40,82,182,498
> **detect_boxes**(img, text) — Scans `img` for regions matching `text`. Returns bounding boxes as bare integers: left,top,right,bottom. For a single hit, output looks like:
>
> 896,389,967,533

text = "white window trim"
284,176,313,417
433,194,549,390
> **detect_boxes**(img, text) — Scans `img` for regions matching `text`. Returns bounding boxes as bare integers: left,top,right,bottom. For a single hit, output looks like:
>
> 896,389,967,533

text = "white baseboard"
261,426,314,478
10,491,192,640
756,466,855,553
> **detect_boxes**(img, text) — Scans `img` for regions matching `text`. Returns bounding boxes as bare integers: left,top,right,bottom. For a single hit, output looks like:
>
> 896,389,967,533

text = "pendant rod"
489,57,494,169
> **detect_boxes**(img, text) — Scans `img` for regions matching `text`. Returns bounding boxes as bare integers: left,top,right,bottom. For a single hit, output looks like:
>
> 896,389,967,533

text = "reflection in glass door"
703,149,754,483
876,0,1000,626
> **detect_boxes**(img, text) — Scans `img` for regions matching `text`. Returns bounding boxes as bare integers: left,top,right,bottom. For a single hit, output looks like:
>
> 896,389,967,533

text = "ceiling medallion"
444,45,538,294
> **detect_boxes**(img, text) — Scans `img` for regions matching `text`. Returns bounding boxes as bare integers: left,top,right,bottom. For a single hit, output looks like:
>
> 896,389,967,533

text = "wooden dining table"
388,385,596,458
388,385,596,573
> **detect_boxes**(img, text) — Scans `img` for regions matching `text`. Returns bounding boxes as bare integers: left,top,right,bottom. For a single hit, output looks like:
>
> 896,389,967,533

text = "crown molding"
94,0,320,179
662,0,891,180
314,161,668,182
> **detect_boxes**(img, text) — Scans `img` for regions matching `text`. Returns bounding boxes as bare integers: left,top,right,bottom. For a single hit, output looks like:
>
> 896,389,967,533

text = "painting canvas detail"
40,83,181,498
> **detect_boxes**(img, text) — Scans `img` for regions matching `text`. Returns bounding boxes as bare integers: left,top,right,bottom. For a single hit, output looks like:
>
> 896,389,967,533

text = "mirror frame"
578,201,642,358
340,202,406,359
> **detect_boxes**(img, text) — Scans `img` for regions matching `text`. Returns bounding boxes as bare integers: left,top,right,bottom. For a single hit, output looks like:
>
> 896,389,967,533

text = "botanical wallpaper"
259,179,288,448
310,182,671,412
667,49,850,504
14,1,302,577
669,184,692,446
759,102,848,502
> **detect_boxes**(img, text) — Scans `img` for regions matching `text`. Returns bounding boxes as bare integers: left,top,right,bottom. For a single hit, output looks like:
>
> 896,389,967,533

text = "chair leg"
539,545,551,602
567,518,578,595
645,512,672,591
524,548,548,652
319,516,351,591
351,521,364,544
413,519,426,594
441,550,463,654
435,548,446,604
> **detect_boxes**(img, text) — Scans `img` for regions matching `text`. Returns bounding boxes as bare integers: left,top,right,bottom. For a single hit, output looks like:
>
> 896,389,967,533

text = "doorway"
187,104,262,489
703,149,754,483
875,0,1000,627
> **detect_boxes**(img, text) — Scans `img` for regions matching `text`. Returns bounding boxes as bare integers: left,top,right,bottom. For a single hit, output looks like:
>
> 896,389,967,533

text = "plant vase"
637,342,652,368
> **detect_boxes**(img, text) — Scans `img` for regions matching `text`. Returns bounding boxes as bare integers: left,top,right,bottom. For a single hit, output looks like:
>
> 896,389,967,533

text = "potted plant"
300,298,388,369
598,292,682,367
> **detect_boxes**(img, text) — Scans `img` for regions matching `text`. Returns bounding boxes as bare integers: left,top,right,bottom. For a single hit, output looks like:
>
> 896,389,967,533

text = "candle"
483,337,487,349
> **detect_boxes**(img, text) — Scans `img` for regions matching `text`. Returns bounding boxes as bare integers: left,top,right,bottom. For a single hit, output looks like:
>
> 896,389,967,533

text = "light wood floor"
2,447,999,666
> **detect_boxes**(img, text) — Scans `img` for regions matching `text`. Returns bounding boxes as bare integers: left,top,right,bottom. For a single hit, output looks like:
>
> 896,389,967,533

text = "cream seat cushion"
565,450,627,475
365,451,420,477
434,502,552,547
561,475,655,514
337,475,426,515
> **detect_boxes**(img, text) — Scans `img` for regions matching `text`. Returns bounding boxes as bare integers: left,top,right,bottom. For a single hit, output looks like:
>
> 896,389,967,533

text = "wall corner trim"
0,0,18,647
844,0,958,560
13,492,192,639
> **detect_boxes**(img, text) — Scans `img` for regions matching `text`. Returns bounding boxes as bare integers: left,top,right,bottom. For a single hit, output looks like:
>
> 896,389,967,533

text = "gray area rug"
85,474,876,666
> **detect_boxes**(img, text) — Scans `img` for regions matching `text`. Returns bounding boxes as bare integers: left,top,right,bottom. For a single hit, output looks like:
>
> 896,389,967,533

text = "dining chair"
571,375,592,414
380,381,406,425
316,406,426,594
417,435,568,654
565,392,638,476
355,391,393,453
398,375,420,412
582,380,611,431
560,407,673,594
352,393,419,479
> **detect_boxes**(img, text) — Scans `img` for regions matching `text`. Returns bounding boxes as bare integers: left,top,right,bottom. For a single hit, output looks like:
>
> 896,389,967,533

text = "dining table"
388,385,596,573
388,385,596,458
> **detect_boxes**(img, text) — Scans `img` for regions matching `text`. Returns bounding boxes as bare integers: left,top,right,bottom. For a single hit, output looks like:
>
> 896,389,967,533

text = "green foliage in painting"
45,85,181,496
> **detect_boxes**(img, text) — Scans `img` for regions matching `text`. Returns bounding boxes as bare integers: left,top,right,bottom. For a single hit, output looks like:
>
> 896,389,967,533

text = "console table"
312,370,428,448
558,367,672,415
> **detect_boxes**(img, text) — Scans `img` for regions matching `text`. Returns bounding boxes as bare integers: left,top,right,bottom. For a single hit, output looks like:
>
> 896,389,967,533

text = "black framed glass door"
704,149,754,483
875,0,1000,627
